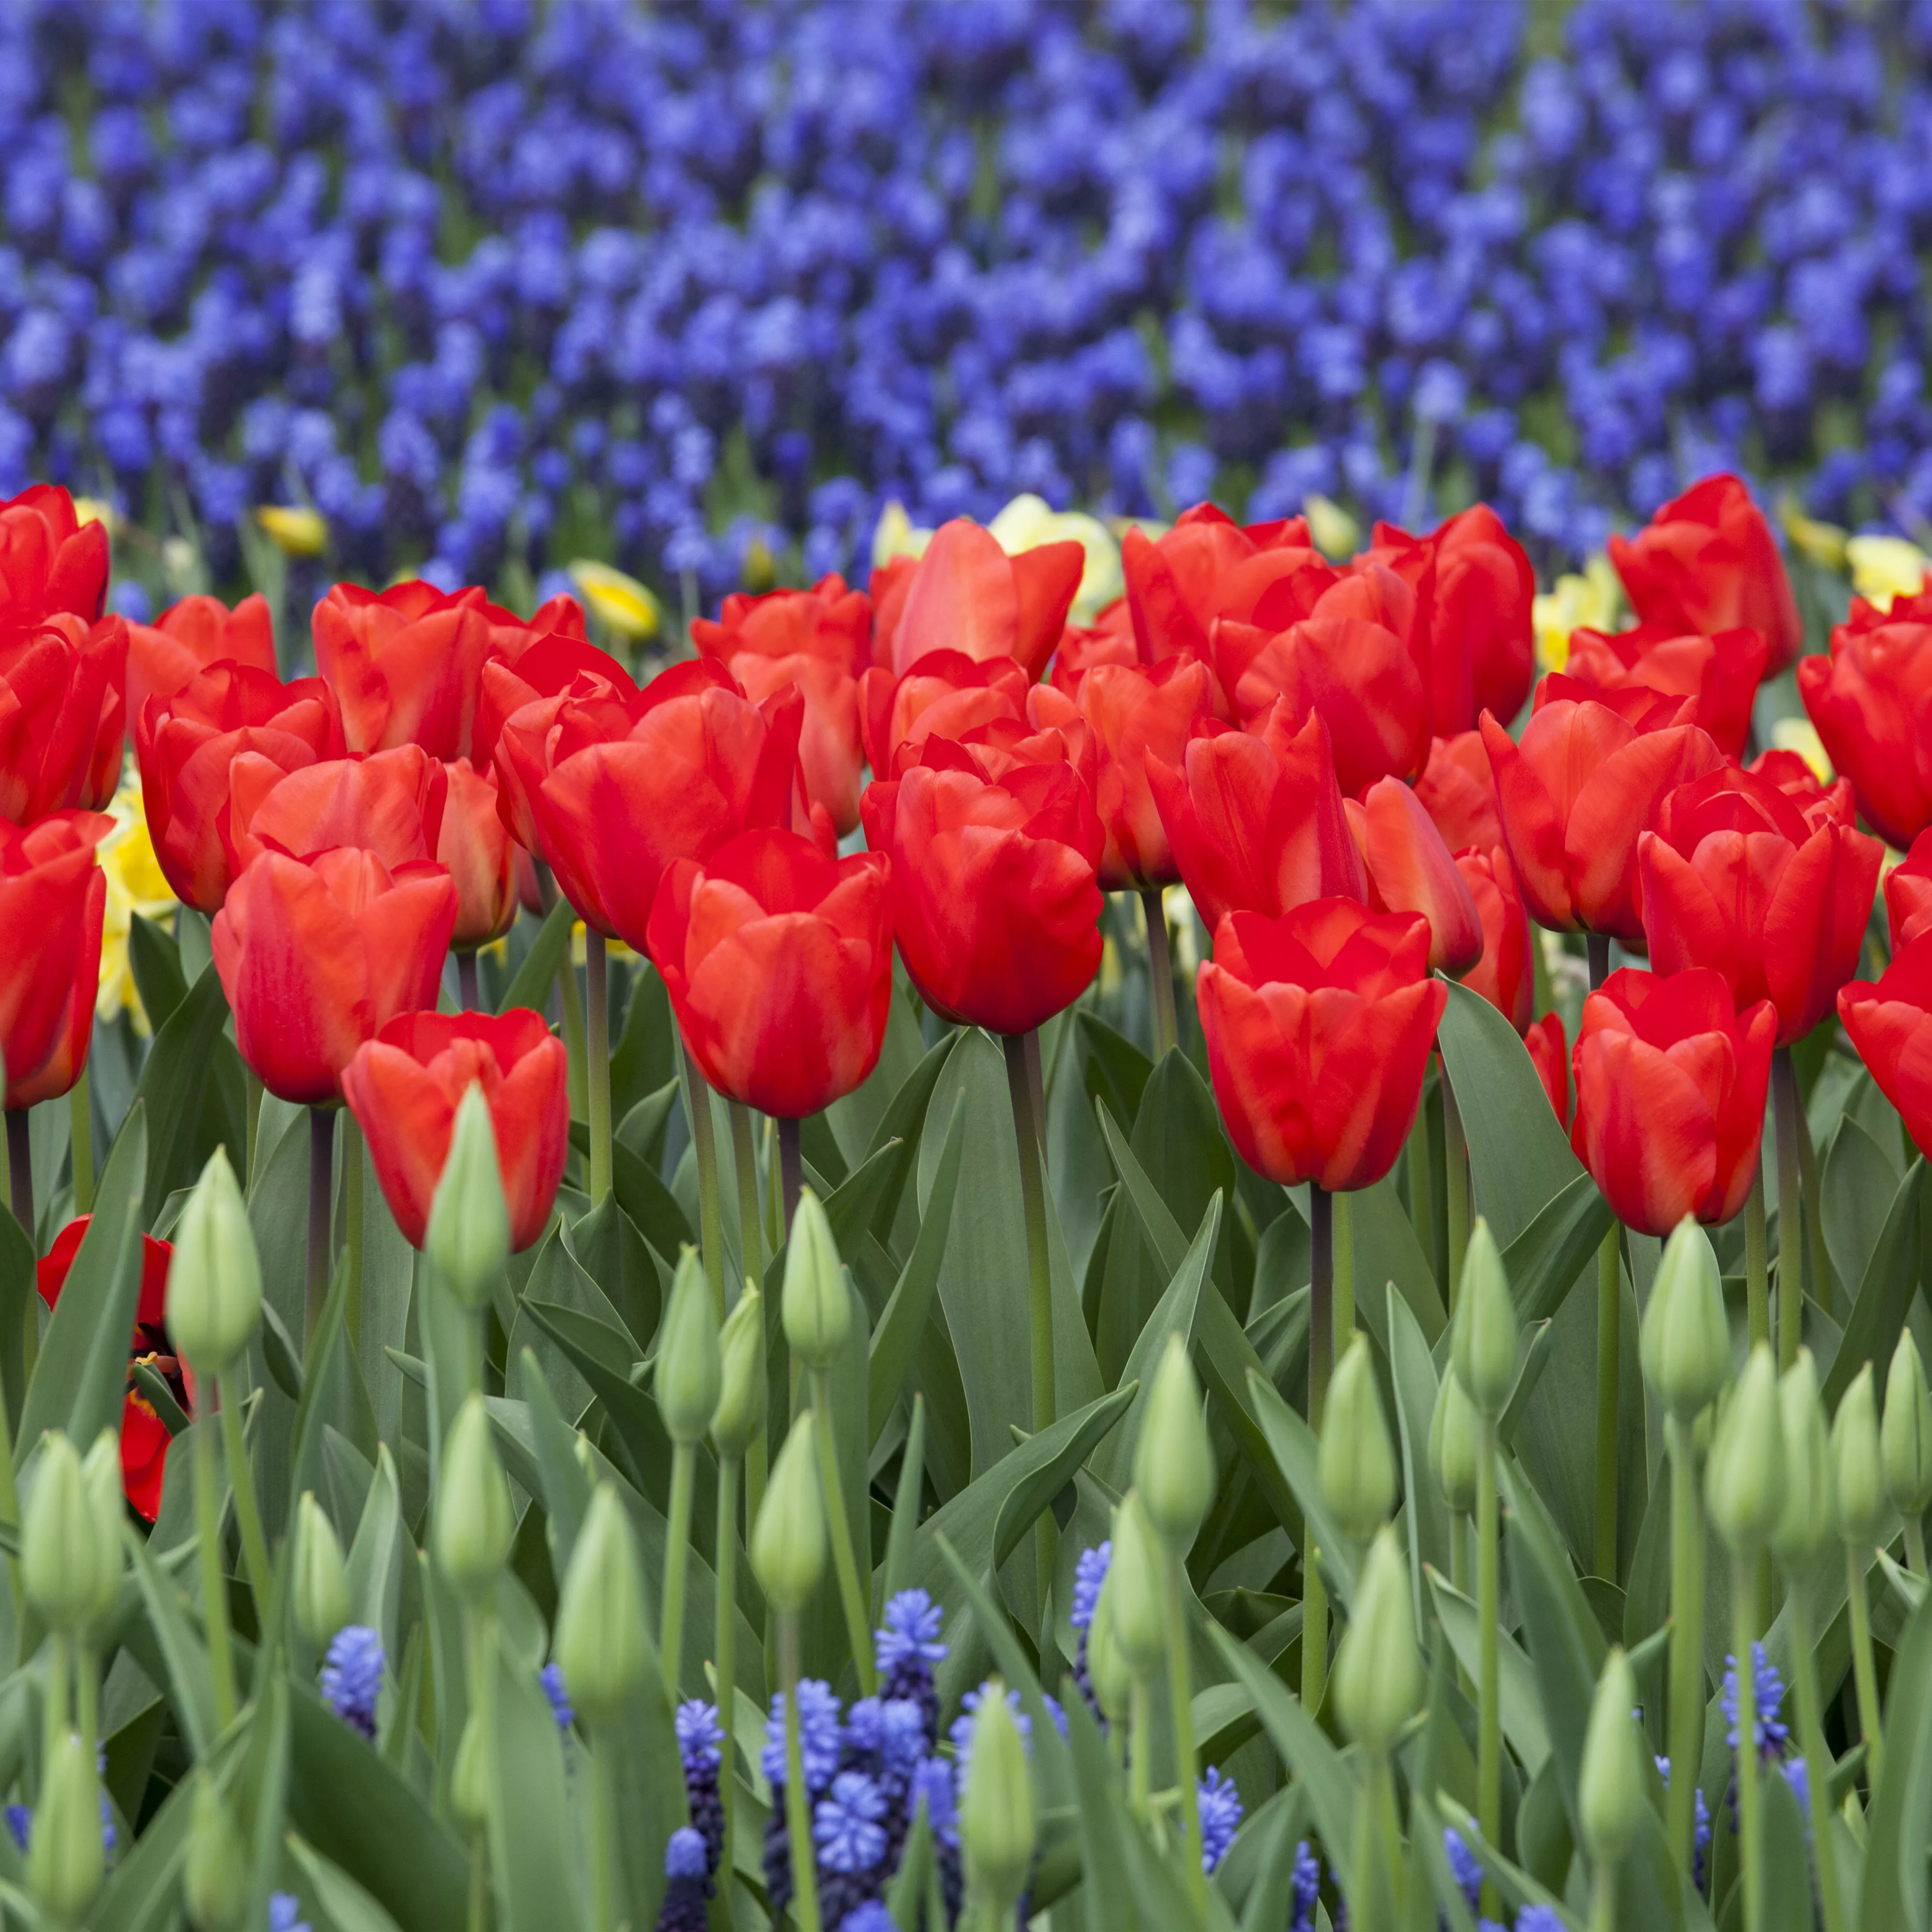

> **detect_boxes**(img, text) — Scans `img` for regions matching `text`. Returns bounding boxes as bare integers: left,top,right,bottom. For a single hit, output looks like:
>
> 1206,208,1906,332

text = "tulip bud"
434,1395,514,1597
451,1708,492,1833
425,1085,511,1308
293,1491,350,1651
1706,1344,1786,1557
710,1285,766,1458
1084,1580,1133,1725
1832,1362,1888,1547
750,1411,825,1613
655,1247,722,1446
79,1429,125,1624
1331,1526,1422,1755
24,1434,103,1636
1320,1334,1396,1539
1772,1351,1834,1566
555,1485,650,1724
28,1729,103,1923
167,1148,263,1376
182,1775,246,1932
1883,1330,1932,1518
1103,1492,1166,1680
1134,1334,1213,1550
1451,1218,1518,1418
960,1681,1035,1911
1429,1367,1479,1515
1639,1218,1729,1423
781,1188,850,1368
1577,1648,1644,1867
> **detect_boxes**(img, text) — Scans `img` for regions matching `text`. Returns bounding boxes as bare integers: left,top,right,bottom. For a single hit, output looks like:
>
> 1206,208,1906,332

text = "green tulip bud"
1133,1333,1213,1550
1103,1492,1166,1680
655,1247,722,1446
425,1085,511,1308
1772,1350,1834,1566
554,1484,650,1724
1639,1218,1729,1422
750,1410,825,1613
1452,1218,1518,1417
1320,1333,1397,1539
781,1187,850,1368
1883,1329,1932,1518
710,1285,767,1457
167,1148,263,1376
24,1434,104,1636
1577,1647,1645,1867
79,1428,125,1623
1331,1526,1422,1755
1706,1343,1786,1557
433,1395,514,1596
1084,1579,1133,1725
293,1491,350,1651
1429,1367,1480,1516
1832,1362,1888,1547
960,1679,1035,1910
28,1728,104,1924
182,1775,246,1932
451,1708,492,1833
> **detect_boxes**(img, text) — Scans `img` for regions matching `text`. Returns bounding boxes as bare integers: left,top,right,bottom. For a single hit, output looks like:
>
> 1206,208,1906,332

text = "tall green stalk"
1594,1225,1620,1580
589,1729,618,1932
1476,1412,1501,1893
68,1070,91,1216
661,1439,694,1699
1142,888,1177,1061
1733,1560,1762,1932
1846,1544,1884,1786
779,1614,822,1932
1163,1548,1206,1915
810,1367,876,1696
1304,1186,1334,1711
1744,1166,1769,1351
728,1101,763,1297
682,1048,727,1319
215,1371,271,1618
1442,1071,1469,1316
585,932,612,1208
1664,1416,1705,1872
1772,1049,1804,1370
1004,1031,1056,1602
1350,1751,1381,1932
1783,1588,1847,1932
195,1418,237,1733
1794,1085,1831,1315
343,1111,364,1347
1129,1676,1152,1820
557,947,588,1122
714,1453,740,1922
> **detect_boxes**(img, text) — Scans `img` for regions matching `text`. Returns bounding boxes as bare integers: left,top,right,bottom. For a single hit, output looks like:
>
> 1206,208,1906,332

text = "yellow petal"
1846,534,1932,612
567,560,660,641
255,505,329,557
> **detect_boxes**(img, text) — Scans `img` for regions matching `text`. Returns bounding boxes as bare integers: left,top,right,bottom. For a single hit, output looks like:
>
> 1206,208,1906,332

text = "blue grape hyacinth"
320,1625,384,1741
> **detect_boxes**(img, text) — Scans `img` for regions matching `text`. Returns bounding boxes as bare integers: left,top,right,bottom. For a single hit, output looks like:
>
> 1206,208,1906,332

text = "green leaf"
1821,1158,1927,1408
497,896,574,1015
285,1833,408,1932
1387,1284,1452,1616
1244,1369,1355,1607
561,1188,666,1351
0,1206,31,1438
1822,1114,1898,1306
1077,1011,1152,1133
521,1296,662,1492
123,1506,217,1760
127,911,189,1033
261,1299,305,1402
868,1092,966,1444
344,1444,405,1660
519,1348,594,1583
1063,1691,1145,1932
1501,1172,1616,1325
487,1629,584,1932
132,964,239,1224
1424,1565,1550,1771
1858,1581,1932,1932
608,959,675,1125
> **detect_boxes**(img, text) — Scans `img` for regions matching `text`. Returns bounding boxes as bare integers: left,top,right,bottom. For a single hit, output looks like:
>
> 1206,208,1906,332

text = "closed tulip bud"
1085,1580,1133,1724
750,1411,825,1613
1883,1330,1932,1517
182,1775,246,1931
1134,1334,1213,1549
960,1680,1035,1910
24,1434,103,1635
425,1085,511,1309
1451,1218,1518,1417
1430,1368,1480,1515
710,1285,766,1457
1331,1526,1422,1755
1772,1351,1834,1565
79,1429,125,1622
656,1248,722,1446
451,1708,492,1833
1706,1344,1786,1556
29,1729,103,1922
555,1485,650,1724
1321,1334,1397,1538
434,1395,514,1596
167,1148,263,1376
1639,1218,1729,1422
1105,1493,1167,1679
293,1491,350,1650
1832,1363,1888,1547
781,1188,850,1368
1577,1648,1645,1866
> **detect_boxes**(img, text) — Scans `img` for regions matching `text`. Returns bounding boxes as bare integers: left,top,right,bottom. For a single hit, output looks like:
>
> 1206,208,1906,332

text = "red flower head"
1121,505,1324,671
0,486,109,629
1745,746,1857,829
1527,1011,1570,1125
872,519,1083,682
125,591,277,723
1563,620,1768,760
1414,729,1504,857
0,811,111,1111
1050,597,1137,688
227,744,447,877
858,651,1032,779
1453,845,1533,1032
1197,898,1447,1193
341,1009,569,1250
1839,935,1932,1158
0,615,128,821
1345,777,1483,975
437,758,519,950
1570,966,1776,1235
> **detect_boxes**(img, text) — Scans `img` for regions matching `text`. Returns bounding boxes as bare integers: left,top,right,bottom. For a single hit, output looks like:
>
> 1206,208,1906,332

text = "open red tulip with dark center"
0,486,109,630
125,591,277,723
1839,934,1932,1158
1346,777,1482,975
1562,620,1767,760
341,1009,569,1250
1570,965,1776,1235
648,827,893,1119
1120,505,1323,672
0,616,128,822
0,811,110,1111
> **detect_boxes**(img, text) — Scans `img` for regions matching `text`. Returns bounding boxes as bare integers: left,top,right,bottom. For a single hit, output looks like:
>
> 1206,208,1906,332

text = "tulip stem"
195,1412,238,1735
1442,1072,1469,1314
1845,1542,1884,1787
1590,1862,1615,1932
779,1612,823,1932
1334,1188,1354,1342
1734,1557,1763,1932
662,1439,694,1700
244,1071,262,1187
1587,934,1612,992
1141,889,1177,1061
215,1371,270,1619
1005,1032,1057,1603
585,933,612,1209
456,949,480,1013
811,1371,877,1696
1163,1544,1208,1915
7,1109,33,1254
681,1048,727,1314
1664,1416,1705,1874
1350,1748,1379,1932
1407,1107,1436,1289
1129,1675,1152,1819
1783,1585,1847,1932
1906,1516,1927,1577
343,1112,364,1349
728,1101,764,1306
68,1070,91,1216
1772,1049,1804,1371
1744,1165,1769,1352
1305,1185,1333,1712
558,947,589,1123
778,1115,803,1233
1476,1412,1501,1914
1594,1224,1620,1580
306,1108,334,1345
43,1631,68,1783
589,1724,618,1932
715,1453,740,1917
1794,1083,1831,1315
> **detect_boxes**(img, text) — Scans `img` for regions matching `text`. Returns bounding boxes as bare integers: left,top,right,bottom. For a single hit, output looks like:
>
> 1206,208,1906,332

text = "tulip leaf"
124,1505,217,1760
127,910,189,1033
1822,1114,1899,1308
508,1224,635,1440
0,1206,30,1442
1820,1157,1927,1408
1063,1690,1146,1932
496,895,574,1016
1243,1369,1356,1608
1497,1317,1556,1447
1076,1010,1153,1134
840,998,958,1213
821,1134,908,1255
1499,1170,1616,1325
561,1186,667,1352
132,962,242,1226
1424,1565,1551,1771
521,1296,663,1492
869,1092,966,1444
1093,1095,1187,1278
608,958,675,1125
1857,1583,1932,1932
260,1298,305,1402
284,1833,408,1932
487,1629,584,1932
130,1359,189,1436
344,1443,406,1662
1386,1284,1452,1609
518,1347,594,1581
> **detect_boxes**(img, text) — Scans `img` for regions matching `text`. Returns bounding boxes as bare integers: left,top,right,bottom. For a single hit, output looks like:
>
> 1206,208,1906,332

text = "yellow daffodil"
1769,717,1833,783
1778,497,1848,571
95,772,180,1034
1846,534,1932,612
568,560,661,641
987,493,1124,622
255,505,329,556
1532,554,1623,674
1302,494,1360,560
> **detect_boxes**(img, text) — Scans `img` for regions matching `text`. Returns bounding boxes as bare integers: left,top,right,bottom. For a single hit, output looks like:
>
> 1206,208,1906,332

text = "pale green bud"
781,1187,850,1368
167,1148,262,1376
554,1484,650,1723
28,1729,103,1924
960,1679,1035,1910
425,1085,511,1308
1133,1334,1213,1549
655,1247,722,1446
182,1775,246,1932
1320,1333,1397,1539
1706,1344,1786,1557
1882,1329,1932,1517
293,1491,350,1651
1084,1580,1133,1725
1331,1526,1422,1755
750,1411,825,1613
451,1709,491,1833
434,1395,514,1596
1639,1218,1729,1422
1452,1218,1518,1417
1103,1493,1166,1680
24,1434,104,1636
79,1428,125,1623
1832,1362,1888,1547
1577,1648,1645,1866
1772,1350,1835,1566
710,1285,767,1457
1429,1367,1480,1516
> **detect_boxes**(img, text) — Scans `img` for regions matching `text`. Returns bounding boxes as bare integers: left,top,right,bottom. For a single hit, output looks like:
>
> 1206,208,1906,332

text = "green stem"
1305,1185,1333,1712
1784,1586,1847,1932
1476,1412,1501,1912
7,1109,33,1255
1443,1070,1469,1315
1005,1031,1056,1605
589,1727,617,1932
1164,1546,1207,1914
811,1370,876,1696
1591,1863,1615,1932
780,1615,823,1932
1773,1048,1804,1371
1449,1509,1471,1697
1334,1187,1354,1343
1350,1749,1380,1932
682,1048,727,1320
195,1417,237,1734
1407,1105,1436,1292
306,1107,333,1346
464,1607,497,1931
1846,1542,1884,1788
0,1364,18,1626
343,1111,364,1349
1142,888,1178,1061
585,933,611,1208
1745,1164,1769,1351
558,941,588,1124
43,1631,68,1787
715,1455,740,1920
216,1371,271,1619
1129,1676,1152,1821
1794,1073,1831,1316
74,1641,96,1767
1665,1417,1705,1874
728,1101,764,1303
1734,1556,1762,1932
1594,1223,1620,1580
244,1070,262,1189
68,1069,91,1216
662,1441,694,1700
1906,1516,1927,1577
469,1839,487,1932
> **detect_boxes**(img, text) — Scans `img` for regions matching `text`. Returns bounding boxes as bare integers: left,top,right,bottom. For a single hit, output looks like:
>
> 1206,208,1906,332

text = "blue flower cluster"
320,1623,384,1740
1442,1827,1571,1932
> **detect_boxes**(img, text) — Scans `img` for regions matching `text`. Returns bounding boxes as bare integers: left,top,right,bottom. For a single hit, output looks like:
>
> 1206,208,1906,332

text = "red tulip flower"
1196,898,1447,1193
1886,829,1932,949
861,738,1103,1035
858,651,1032,778
1345,777,1483,974
228,744,447,876
1480,676,1726,944
437,758,519,949
0,811,110,1110
1121,505,1325,670
0,616,128,822
1609,472,1802,676
872,519,1083,681
1051,598,1137,686
648,828,893,1118
1414,729,1504,856
1454,846,1533,1032
0,487,109,629
1744,746,1857,828
1570,966,1776,1235
1563,620,1768,760
125,591,277,723
213,847,457,1105
341,1009,569,1250
1527,1012,1570,1125
1797,583,1932,849
1638,765,1881,1045
1839,935,1932,1157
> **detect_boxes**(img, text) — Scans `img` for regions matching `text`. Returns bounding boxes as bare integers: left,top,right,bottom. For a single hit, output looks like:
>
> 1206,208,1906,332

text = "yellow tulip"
1846,534,1932,612
567,560,661,641
255,505,328,556
95,770,180,1034
1532,554,1623,674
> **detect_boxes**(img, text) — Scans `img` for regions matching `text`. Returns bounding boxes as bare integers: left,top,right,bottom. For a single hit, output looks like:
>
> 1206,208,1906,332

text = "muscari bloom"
540,1661,573,1731
654,1827,710,1932
676,1700,726,1879
814,1771,889,1875
1721,1643,1791,1763
1290,1840,1321,1932
321,1625,384,1740
1197,1765,1243,1874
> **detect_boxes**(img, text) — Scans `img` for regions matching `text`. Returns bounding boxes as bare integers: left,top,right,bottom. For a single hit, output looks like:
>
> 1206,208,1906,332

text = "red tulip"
0,487,109,629
1196,898,1447,1192
1638,764,1881,1045
0,811,110,1110
1345,777,1482,974
1744,747,1856,829
228,745,447,876
860,738,1103,1035
1121,505,1324,669
213,847,457,1105
930,690,1097,791
648,828,893,1118
0,615,127,821
872,519,1084,680
858,651,1032,778
1050,597,1137,687
134,662,345,913
1839,935,1932,1156
125,591,277,723
1479,676,1726,943
1527,1011,1570,1124
1570,966,1776,1235
438,758,519,949
341,1009,568,1250
1455,845,1533,1032
1414,729,1504,856
1147,705,1364,932
1797,583,1932,849
1563,620,1767,760
1609,472,1802,676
